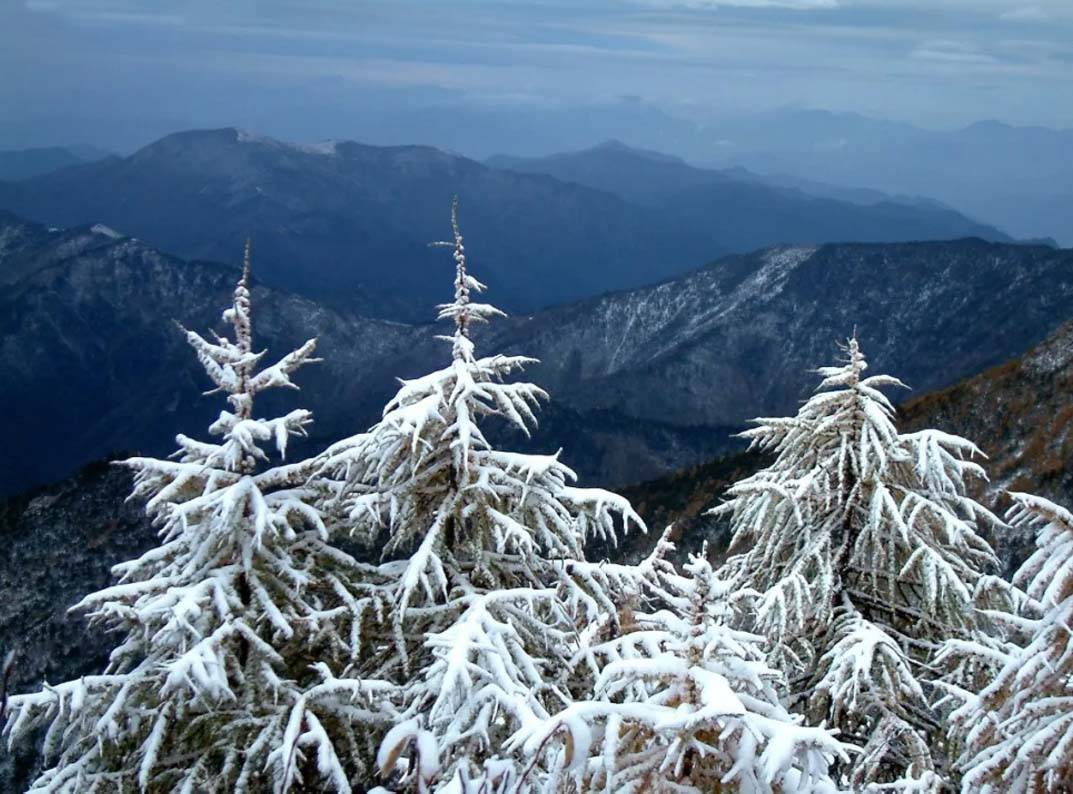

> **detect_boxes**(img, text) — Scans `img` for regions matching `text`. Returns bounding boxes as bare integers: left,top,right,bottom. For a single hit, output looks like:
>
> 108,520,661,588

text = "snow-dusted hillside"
492,238,1073,428
0,212,734,494
4,208,1073,495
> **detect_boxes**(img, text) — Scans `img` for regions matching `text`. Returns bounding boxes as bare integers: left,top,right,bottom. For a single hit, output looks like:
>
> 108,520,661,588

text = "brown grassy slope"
899,318,1073,505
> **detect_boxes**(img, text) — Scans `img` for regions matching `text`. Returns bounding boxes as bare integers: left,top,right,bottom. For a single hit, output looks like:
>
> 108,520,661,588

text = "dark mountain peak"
133,126,243,153
592,138,630,151
127,128,349,173
137,128,476,168
125,129,488,187
549,138,689,167
963,119,1012,133
588,138,681,162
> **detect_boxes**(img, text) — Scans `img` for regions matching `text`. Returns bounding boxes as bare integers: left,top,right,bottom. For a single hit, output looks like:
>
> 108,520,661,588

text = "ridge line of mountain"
0,126,1018,325
4,207,1073,498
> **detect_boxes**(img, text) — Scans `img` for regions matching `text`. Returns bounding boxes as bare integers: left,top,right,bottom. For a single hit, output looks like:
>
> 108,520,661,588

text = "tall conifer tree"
713,338,1004,789
5,243,380,792
318,200,646,791
947,492,1073,791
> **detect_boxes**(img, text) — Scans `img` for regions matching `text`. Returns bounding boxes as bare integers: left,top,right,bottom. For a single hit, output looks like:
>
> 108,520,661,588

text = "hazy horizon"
4,106,1073,161
3,0,1072,244
3,0,1073,157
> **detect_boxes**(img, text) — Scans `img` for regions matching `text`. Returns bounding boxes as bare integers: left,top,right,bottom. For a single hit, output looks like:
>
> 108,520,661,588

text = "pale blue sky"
2,0,1071,152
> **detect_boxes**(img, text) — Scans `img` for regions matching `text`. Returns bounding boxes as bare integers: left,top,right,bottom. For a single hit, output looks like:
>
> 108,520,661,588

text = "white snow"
90,223,122,238
713,336,1006,788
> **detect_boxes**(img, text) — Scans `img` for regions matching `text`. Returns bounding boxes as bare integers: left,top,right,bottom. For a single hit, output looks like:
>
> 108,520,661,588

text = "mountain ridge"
485,140,1008,232
0,211,741,495
3,210,1072,498
0,127,1013,323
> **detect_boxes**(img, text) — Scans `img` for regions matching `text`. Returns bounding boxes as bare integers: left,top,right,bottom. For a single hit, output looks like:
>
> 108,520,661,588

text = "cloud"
910,39,997,64
6,0,1073,139
633,0,837,7
1000,6,1048,21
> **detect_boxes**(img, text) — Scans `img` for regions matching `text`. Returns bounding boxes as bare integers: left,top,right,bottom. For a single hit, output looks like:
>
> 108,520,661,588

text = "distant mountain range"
441,103,1073,246
9,104,1067,243
200,99,1066,246
0,145,110,182
488,140,954,213
3,210,1071,497
704,110,1073,247
0,128,1011,322
488,140,1018,267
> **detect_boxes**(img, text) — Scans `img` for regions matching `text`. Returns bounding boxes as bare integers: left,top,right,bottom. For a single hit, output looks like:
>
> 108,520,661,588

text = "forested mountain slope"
899,317,1073,500
3,211,1072,495
4,268,1073,788
495,239,1073,428
0,128,1011,321
0,213,734,494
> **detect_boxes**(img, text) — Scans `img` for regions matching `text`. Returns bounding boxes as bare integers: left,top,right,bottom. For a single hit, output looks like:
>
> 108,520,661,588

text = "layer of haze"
2,0,1072,243
3,0,1072,154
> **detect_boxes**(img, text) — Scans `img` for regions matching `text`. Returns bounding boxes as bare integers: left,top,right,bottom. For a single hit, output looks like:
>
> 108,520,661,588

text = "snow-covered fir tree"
4,243,385,792
945,492,1073,792
713,337,1005,790
512,529,847,793
318,199,646,792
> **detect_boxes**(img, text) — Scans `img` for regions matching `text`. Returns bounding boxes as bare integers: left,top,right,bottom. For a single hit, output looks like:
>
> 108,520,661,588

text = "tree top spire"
432,197,504,361
227,237,253,358
447,197,469,342
241,237,252,287
843,334,865,385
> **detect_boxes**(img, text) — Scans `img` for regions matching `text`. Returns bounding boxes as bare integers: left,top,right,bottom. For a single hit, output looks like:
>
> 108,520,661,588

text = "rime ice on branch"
713,337,1006,790
318,199,646,791
513,529,847,793
947,493,1073,791
4,242,384,792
